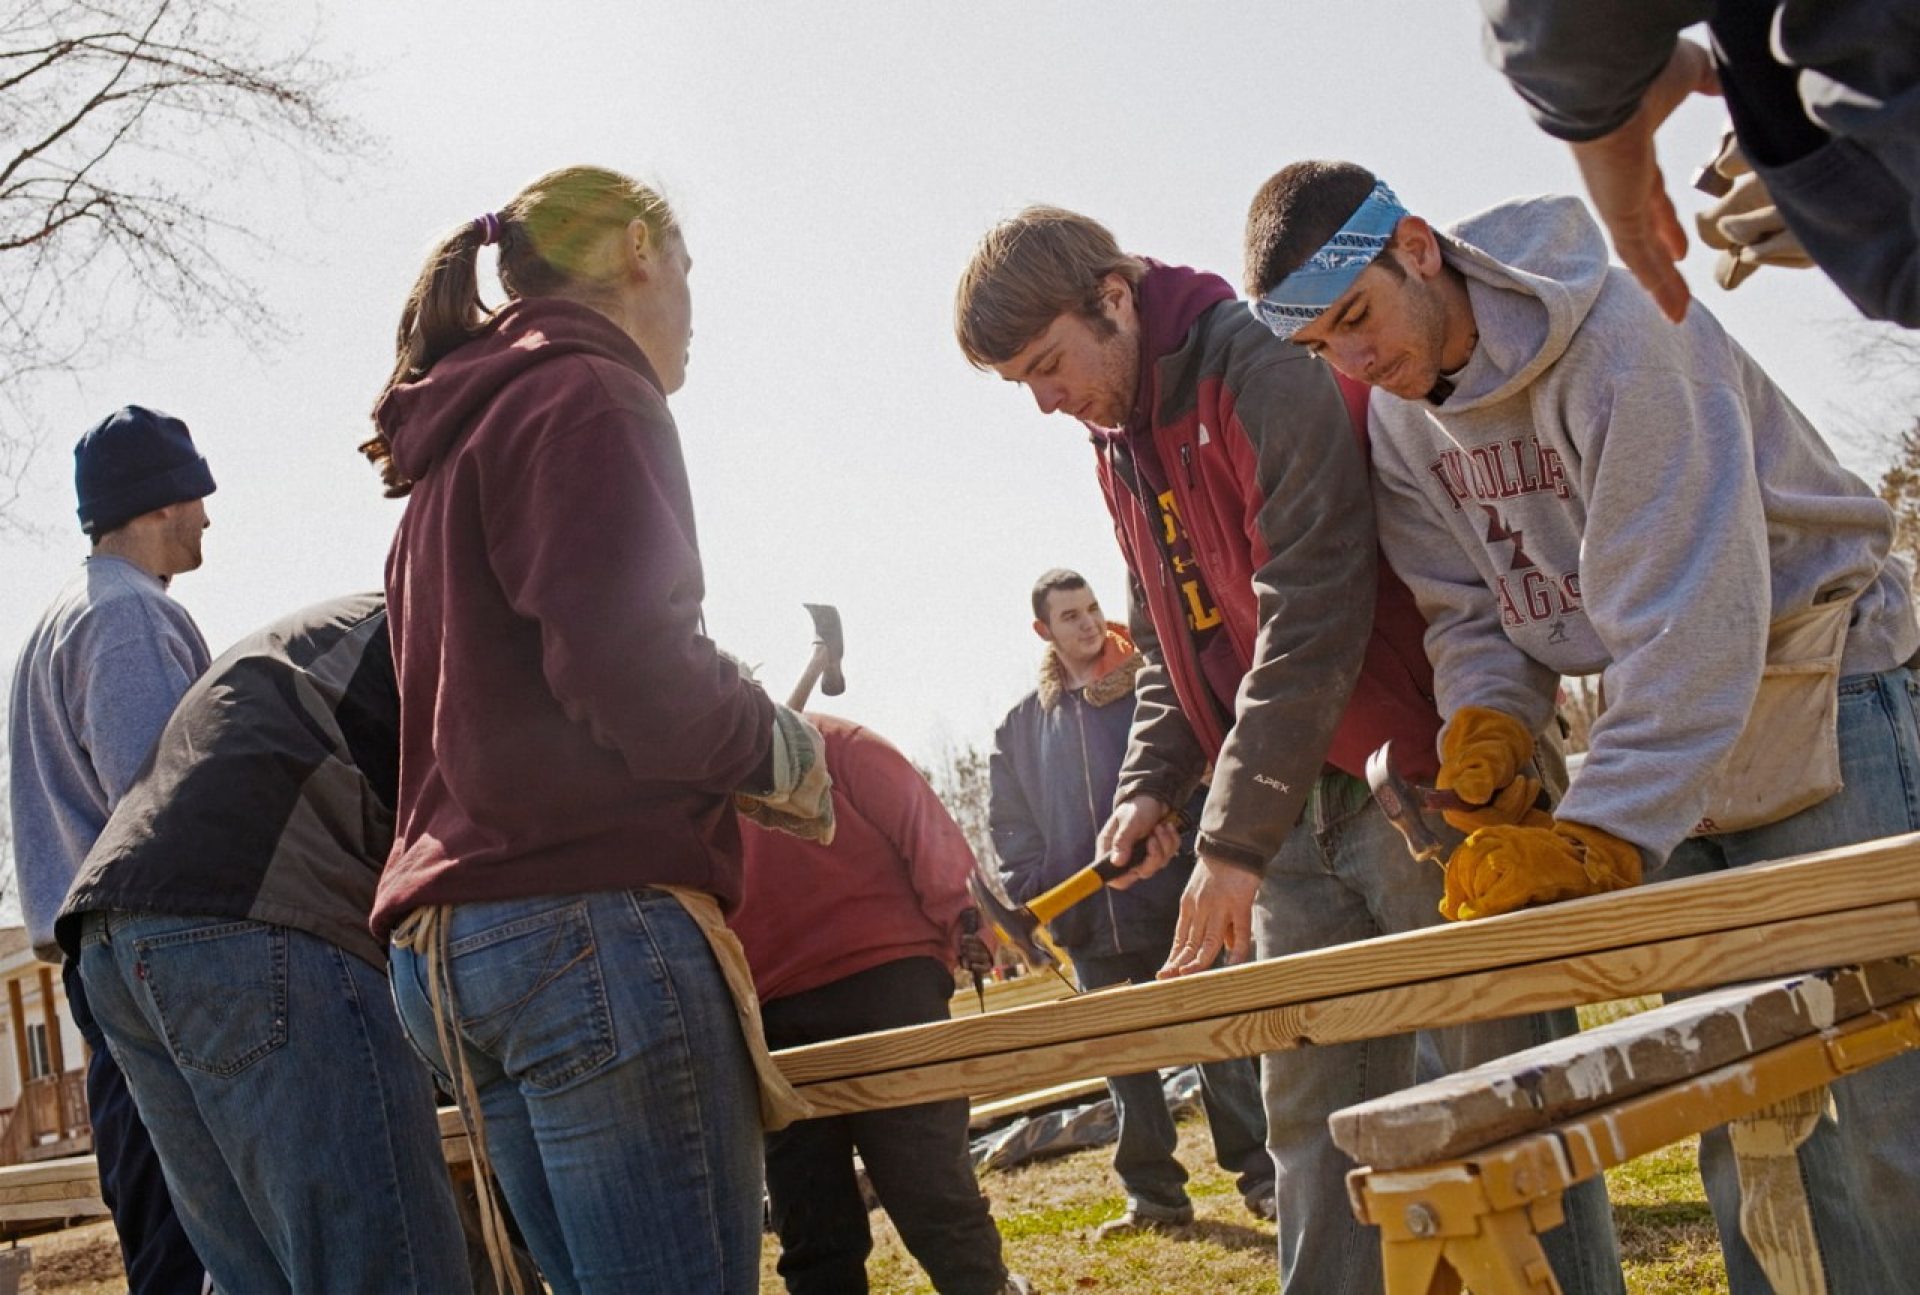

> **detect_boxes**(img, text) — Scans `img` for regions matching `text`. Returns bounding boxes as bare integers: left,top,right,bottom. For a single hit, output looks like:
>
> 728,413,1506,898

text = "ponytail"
359,219,491,496
362,166,678,496
377,221,491,409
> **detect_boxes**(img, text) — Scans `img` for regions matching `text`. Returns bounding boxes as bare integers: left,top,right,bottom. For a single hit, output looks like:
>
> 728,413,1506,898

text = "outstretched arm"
1480,0,1720,320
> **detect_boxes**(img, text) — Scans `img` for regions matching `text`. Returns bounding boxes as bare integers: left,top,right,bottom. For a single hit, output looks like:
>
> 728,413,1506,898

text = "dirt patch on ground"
15,1219,125,1294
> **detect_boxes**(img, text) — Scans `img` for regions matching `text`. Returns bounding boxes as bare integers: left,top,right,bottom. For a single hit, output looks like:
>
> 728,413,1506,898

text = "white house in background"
0,928,89,1164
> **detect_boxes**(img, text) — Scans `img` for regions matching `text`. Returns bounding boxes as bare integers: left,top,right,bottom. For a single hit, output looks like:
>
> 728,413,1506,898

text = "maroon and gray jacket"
370,297,774,940
1094,264,1441,873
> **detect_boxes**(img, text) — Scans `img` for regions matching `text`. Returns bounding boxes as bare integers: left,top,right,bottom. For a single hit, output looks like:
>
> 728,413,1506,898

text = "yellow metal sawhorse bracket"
1346,993,1920,1295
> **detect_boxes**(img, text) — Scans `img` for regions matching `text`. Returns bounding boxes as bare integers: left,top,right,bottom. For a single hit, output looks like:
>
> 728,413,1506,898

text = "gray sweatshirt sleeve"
1479,0,1712,141
1370,412,1561,744
1553,361,1772,860
69,605,206,811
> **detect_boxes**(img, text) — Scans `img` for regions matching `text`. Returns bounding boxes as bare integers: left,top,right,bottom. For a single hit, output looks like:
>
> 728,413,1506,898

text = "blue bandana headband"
1250,180,1407,340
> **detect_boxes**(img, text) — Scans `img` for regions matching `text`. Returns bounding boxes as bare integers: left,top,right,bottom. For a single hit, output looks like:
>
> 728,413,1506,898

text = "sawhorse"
1335,961,1920,1295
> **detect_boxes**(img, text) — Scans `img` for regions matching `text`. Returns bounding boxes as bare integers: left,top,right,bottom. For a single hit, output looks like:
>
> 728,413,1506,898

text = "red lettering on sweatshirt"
1426,438,1572,512
1492,570,1585,629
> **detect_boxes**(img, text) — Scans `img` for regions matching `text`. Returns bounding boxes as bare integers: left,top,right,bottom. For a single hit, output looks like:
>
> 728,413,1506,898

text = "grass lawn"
762,1110,1730,1294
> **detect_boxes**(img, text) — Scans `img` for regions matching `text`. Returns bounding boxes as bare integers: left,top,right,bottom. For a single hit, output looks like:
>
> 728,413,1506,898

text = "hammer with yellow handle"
968,810,1190,973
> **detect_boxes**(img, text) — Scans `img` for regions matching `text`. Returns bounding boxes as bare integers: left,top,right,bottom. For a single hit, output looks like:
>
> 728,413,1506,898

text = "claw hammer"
1365,740,1548,864
786,603,845,710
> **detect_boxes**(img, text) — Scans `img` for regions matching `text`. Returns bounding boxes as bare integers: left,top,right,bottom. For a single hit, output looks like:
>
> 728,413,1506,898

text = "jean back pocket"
134,921,289,1078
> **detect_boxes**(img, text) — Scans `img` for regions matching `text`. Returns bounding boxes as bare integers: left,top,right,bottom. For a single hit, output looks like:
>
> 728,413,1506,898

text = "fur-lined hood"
1037,622,1141,712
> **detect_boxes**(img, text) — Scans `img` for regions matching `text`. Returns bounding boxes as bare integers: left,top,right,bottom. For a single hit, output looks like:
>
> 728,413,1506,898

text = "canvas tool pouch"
661,887,814,1131
1689,591,1859,836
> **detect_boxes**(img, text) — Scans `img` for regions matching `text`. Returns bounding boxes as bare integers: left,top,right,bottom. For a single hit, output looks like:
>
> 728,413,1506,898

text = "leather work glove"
1693,130,1815,291
735,705,836,844
1441,820,1644,922
1436,707,1541,834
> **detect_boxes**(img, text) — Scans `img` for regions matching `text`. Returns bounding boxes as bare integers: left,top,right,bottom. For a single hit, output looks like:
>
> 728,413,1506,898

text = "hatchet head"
803,603,845,696
967,870,1058,972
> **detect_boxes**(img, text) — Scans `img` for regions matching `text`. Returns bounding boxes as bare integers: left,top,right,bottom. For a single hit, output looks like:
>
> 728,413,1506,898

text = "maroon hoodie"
1093,263,1442,871
369,297,773,939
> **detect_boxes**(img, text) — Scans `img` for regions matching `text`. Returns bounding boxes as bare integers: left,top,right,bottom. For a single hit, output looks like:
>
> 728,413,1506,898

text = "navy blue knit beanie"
73,406,217,537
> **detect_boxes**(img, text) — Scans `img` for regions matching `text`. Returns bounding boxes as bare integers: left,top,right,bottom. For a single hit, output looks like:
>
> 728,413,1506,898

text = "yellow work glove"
1436,706,1541,833
1441,820,1644,922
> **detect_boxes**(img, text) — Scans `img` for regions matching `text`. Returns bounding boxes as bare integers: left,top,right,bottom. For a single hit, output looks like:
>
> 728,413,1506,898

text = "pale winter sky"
2,0,1911,795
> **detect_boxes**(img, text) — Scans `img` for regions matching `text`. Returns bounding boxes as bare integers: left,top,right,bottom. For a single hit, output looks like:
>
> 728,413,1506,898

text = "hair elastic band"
1250,179,1407,340
475,212,502,246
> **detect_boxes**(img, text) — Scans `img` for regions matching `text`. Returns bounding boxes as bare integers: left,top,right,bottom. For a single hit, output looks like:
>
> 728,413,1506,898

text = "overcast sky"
3,0,1910,783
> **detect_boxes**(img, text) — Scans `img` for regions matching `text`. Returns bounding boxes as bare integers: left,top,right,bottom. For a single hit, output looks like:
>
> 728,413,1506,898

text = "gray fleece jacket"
1369,194,1918,862
8,557,209,959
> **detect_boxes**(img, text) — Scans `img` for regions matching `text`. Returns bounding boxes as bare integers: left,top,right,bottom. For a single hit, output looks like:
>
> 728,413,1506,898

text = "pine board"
775,835,1920,1089
789,901,1920,1116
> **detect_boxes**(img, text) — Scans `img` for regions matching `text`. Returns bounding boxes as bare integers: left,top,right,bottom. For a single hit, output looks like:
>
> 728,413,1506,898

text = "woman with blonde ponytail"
366,166,829,1294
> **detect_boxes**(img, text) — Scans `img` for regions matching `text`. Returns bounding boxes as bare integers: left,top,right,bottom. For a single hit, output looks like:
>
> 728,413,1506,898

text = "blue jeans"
1662,666,1920,1295
389,889,762,1295
76,912,468,1294
1073,947,1272,1216
1253,773,1625,1295
60,957,203,1295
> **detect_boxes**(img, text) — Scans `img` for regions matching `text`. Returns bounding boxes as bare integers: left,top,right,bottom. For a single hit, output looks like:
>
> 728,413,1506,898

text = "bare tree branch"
921,741,1000,872
0,0,367,519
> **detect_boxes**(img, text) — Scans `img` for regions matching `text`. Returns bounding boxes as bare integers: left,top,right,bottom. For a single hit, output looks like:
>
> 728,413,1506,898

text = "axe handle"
1025,814,1186,925
786,642,829,711
1027,864,1108,924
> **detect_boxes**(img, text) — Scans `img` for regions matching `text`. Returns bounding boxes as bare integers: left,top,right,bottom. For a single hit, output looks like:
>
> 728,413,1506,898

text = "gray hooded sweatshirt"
1369,194,1918,862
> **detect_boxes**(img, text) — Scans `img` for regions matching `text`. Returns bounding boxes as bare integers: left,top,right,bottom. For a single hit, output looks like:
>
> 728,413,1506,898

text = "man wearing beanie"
8,405,214,1293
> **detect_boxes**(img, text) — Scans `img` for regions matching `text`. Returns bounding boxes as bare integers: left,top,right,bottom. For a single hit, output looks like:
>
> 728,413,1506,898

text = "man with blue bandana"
955,208,1623,1295
1244,160,1920,1295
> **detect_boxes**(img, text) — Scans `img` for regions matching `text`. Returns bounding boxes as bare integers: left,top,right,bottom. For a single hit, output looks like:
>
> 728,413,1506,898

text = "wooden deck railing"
0,1072,89,1168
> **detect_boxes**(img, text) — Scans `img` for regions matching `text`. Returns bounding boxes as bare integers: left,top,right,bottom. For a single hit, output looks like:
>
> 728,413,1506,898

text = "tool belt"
1689,590,1860,837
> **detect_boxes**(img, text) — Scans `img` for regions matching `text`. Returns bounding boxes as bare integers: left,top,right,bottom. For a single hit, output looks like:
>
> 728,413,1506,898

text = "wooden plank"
0,1109,485,1225
36,966,63,1077
1362,995,1920,1198
0,1154,97,1193
1331,958,1920,1169
6,978,29,1111
790,900,1920,1116
0,1196,107,1223
967,1077,1109,1128
775,835,1920,1089
948,973,1076,1019
437,1105,472,1166
0,1153,102,1225
21,1134,88,1163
